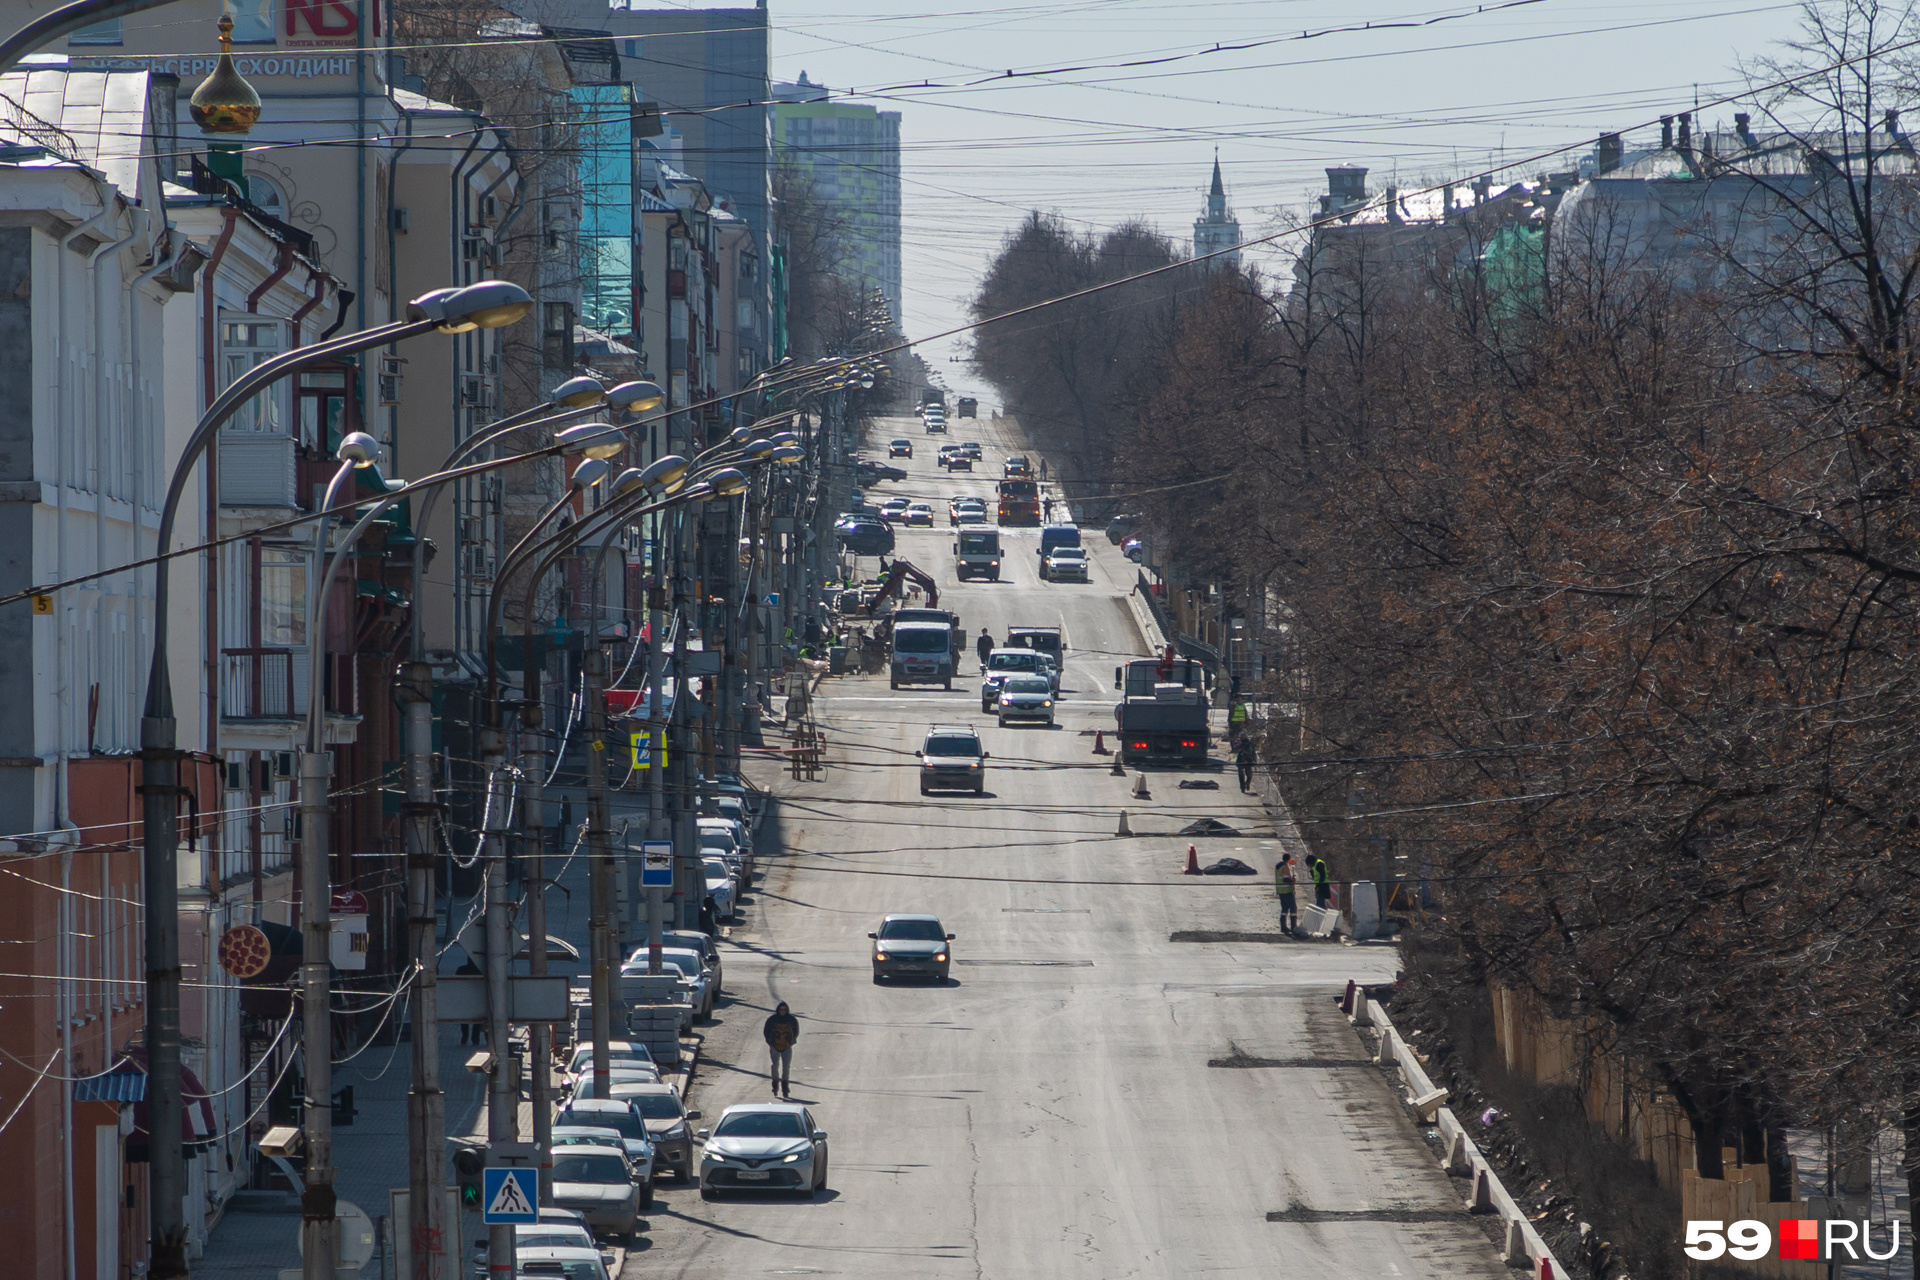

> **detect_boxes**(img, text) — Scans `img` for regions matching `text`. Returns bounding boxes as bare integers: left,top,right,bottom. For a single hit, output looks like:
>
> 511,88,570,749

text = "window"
221,318,285,432
712,1112,805,1138
259,547,307,647
247,174,287,218
548,1154,629,1184
879,918,947,941
229,0,275,43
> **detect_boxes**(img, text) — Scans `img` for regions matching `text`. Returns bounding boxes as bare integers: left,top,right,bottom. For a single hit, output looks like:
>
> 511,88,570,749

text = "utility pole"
398,659,447,1280
297,750,337,1280
582,643,616,1094
518,681,552,1204
479,720,515,1280
644,520,668,974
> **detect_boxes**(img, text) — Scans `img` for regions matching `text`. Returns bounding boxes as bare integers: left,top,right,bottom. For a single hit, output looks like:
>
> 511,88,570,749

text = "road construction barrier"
1093,729,1109,754
1352,980,1568,1278
1183,844,1199,875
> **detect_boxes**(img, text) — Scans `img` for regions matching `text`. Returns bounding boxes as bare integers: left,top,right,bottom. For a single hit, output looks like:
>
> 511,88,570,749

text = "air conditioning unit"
379,355,405,405
461,375,493,408
462,545,495,584
462,237,485,261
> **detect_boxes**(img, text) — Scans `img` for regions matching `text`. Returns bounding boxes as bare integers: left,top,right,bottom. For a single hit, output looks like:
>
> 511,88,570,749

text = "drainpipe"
246,241,295,314
385,115,413,460
289,267,331,347
87,219,141,761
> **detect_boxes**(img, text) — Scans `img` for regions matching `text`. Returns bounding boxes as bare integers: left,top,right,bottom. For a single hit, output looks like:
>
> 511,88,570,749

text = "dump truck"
1112,654,1210,766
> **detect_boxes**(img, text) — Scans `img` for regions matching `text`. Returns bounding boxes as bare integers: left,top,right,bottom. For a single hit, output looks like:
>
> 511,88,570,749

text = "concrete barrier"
1353,981,1567,1278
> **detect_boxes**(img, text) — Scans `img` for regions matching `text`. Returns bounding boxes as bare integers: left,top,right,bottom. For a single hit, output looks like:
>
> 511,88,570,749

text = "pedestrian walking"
764,1001,799,1098
976,630,994,672
1234,736,1256,792
1309,854,1332,909
455,958,485,1044
1042,496,1053,521
1275,856,1298,934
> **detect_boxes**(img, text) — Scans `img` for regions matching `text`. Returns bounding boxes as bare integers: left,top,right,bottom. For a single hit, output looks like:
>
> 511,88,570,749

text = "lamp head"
706,467,748,497
745,439,775,459
408,280,534,332
606,380,666,413
551,376,607,409
639,454,691,494
610,467,648,497
555,422,626,460
769,430,799,446
569,457,612,490
729,424,751,444
337,431,380,468
770,445,804,464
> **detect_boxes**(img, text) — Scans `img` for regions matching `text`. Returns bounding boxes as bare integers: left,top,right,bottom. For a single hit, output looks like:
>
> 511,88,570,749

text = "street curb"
1351,983,1567,1278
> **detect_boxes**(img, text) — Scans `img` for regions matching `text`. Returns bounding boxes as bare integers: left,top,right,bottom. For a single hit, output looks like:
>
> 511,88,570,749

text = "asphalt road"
621,414,1512,1279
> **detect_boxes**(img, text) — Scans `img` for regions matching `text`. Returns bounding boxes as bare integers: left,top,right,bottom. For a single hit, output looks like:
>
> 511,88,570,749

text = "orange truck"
997,478,1040,525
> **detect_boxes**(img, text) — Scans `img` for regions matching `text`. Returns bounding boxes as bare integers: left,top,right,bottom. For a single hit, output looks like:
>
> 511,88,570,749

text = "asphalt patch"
1266,1204,1467,1223
1169,930,1295,943
1208,1052,1374,1069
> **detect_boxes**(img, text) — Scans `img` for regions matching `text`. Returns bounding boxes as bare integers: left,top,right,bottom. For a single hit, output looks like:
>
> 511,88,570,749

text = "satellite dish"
294,1199,374,1269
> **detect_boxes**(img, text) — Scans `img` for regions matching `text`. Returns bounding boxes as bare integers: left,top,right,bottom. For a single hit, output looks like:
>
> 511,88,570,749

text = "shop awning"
109,1048,219,1158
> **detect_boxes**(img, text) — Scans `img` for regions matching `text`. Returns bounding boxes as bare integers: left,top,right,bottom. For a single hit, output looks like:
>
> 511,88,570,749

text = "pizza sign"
218,924,273,979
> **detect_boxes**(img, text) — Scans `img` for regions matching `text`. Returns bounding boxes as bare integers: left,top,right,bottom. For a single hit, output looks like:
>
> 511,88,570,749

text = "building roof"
0,65,153,197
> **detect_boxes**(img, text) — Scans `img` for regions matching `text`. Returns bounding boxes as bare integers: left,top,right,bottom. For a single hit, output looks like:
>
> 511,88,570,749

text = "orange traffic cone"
1183,844,1200,875
1093,729,1108,754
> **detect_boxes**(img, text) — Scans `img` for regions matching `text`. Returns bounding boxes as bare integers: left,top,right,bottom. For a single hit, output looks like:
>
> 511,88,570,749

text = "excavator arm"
863,559,940,613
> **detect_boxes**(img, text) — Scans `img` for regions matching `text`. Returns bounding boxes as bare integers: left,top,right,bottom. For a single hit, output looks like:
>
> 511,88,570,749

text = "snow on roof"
0,66,151,197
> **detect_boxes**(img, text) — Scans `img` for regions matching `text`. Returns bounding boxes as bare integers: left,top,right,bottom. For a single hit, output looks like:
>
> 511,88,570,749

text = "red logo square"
1779,1218,1820,1260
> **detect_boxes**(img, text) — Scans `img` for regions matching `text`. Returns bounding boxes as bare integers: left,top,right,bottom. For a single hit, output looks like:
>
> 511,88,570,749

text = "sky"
758,0,1817,395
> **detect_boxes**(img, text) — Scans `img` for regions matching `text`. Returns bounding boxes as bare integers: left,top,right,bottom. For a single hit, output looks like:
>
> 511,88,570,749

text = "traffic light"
454,1147,484,1209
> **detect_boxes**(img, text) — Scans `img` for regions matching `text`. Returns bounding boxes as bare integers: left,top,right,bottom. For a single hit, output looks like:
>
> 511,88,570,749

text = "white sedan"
698,1103,830,1199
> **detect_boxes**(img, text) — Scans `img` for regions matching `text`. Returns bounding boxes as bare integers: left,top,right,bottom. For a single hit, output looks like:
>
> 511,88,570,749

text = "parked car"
618,1084,698,1183
996,673,1056,726
514,1210,600,1254
869,913,955,983
565,1065,663,1100
905,503,935,526
697,1103,830,1199
835,519,894,557
662,929,724,994
1122,537,1144,563
1041,546,1089,582
703,857,737,921
888,438,913,457
553,1100,659,1194
656,947,717,1018
551,1126,654,1202
548,1145,641,1243
919,725,987,795
514,1245,612,1280
1105,513,1139,544
561,1041,654,1082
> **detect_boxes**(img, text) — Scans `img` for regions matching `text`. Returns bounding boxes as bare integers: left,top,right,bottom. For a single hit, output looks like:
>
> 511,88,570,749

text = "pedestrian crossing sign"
481,1167,537,1224
629,731,667,769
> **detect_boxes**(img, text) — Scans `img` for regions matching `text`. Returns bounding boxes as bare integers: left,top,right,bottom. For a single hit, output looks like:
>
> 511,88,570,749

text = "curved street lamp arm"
144,315,437,720
0,0,178,74
480,487,592,719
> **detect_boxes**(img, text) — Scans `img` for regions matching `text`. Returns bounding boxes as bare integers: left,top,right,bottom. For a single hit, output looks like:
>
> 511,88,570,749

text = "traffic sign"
641,840,673,888
481,1167,537,1224
628,730,668,770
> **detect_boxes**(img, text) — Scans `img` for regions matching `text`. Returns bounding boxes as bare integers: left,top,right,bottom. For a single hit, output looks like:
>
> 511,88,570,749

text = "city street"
624,416,1513,1278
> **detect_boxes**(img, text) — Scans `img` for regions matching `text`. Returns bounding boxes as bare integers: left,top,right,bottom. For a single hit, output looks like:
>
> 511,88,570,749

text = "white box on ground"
1348,881,1381,941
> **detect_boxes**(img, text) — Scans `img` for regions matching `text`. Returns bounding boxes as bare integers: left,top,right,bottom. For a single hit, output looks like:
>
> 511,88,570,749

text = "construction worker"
1309,854,1332,909
1275,856,1298,934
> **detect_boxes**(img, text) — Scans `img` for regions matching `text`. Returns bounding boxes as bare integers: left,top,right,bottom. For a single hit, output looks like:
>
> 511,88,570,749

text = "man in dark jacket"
976,631,994,672
763,1002,799,1097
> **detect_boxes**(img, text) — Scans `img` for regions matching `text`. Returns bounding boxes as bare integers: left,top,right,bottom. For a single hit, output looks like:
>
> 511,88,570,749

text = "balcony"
221,649,359,720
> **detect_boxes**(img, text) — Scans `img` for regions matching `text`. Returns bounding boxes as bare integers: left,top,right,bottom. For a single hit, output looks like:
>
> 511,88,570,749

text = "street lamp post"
136,282,528,1280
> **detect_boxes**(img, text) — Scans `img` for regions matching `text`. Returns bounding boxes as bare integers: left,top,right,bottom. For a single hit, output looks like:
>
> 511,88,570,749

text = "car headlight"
934,953,948,962
780,1151,804,1163
1042,700,1052,707
665,1124,688,1140
874,950,887,959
